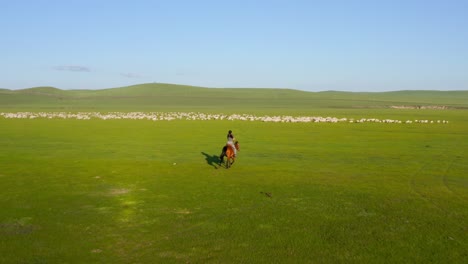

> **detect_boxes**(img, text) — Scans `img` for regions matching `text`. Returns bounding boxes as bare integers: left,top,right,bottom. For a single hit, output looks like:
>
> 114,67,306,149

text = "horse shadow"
201,152,220,168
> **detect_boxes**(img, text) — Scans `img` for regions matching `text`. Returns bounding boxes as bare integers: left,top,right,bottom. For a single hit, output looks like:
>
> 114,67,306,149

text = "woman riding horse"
219,130,239,168
226,130,237,157
219,140,240,168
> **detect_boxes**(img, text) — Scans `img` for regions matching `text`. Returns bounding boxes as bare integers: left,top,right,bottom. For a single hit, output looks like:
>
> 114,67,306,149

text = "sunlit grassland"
1,117,467,263
0,84,467,263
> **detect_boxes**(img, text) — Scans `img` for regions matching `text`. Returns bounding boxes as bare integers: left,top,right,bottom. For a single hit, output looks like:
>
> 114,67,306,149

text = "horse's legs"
219,153,224,165
219,146,227,165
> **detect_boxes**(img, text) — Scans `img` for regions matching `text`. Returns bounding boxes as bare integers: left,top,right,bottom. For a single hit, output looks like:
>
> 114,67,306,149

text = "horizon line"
1,82,467,93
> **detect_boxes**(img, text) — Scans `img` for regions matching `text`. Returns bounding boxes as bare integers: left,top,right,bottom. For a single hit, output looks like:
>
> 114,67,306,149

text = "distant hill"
1,83,467,112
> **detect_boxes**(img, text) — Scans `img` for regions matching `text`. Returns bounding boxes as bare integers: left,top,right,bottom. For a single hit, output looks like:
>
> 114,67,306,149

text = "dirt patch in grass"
108,188,130,196
0,218,39,235
158,250,190,260
174,208,191,215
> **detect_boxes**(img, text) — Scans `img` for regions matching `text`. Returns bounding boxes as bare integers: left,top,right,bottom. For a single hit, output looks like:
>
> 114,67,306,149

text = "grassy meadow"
1,84,467,263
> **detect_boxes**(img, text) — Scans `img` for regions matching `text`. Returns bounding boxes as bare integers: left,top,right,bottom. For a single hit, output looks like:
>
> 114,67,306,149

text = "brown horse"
219,141,240,168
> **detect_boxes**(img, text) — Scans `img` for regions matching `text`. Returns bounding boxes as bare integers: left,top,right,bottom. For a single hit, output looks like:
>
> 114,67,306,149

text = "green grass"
1,118,467,263
1,84,467,263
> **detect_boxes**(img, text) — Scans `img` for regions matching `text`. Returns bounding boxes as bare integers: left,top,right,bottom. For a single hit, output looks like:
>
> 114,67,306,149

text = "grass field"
1,84,467,263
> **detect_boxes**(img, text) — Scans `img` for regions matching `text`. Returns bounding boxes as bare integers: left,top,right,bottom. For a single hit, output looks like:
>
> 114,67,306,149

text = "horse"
219,141,240,168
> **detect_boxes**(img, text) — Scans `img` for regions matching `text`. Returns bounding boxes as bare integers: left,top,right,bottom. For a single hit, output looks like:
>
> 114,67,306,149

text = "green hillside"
1,83,467,113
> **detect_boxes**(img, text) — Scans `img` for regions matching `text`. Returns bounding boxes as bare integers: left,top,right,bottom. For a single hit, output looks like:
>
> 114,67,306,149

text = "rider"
226,130,237,157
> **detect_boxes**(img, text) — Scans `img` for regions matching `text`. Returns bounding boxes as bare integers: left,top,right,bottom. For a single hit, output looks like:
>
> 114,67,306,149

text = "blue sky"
1,0,467,91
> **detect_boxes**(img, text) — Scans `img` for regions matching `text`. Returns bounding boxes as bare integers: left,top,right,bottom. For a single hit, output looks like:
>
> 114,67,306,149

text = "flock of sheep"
0,112,449,124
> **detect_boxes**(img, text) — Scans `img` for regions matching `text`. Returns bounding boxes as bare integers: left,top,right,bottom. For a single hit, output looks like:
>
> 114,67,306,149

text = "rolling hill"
1,83,467,113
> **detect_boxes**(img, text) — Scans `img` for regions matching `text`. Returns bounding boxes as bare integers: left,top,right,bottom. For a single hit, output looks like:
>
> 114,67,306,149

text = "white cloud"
120,72,142,78
53,65,91,72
